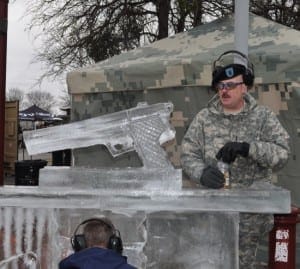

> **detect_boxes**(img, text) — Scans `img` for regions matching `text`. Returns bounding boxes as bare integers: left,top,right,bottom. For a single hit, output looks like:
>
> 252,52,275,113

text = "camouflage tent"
67,13,300,92
67,13,300,204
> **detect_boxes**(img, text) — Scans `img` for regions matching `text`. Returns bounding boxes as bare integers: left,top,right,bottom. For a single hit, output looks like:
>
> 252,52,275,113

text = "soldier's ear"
242,83,248,94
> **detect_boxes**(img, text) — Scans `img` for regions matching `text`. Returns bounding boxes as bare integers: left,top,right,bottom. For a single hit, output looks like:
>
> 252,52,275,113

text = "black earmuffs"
212,50,255,88
70,218,123,254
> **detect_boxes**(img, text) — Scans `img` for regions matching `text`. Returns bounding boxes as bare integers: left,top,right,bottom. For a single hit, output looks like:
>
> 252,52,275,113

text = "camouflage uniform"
181,92,290,268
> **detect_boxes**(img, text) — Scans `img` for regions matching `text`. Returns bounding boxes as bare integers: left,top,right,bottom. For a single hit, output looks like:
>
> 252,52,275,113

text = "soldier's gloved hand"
216,142,250,163
200,165,225,189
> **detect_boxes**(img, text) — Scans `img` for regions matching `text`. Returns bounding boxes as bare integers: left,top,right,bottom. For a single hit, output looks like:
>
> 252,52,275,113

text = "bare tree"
24,0,187,78
25,1,153,79
6,87,26,109
155,0,171,38
6,87,24,102
250,0,300,30
24,0,300,83
57,88,71,109
24,90,56,113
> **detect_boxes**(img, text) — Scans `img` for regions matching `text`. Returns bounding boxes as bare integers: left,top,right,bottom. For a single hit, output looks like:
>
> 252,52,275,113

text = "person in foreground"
181,50,290,268
59,217,136,269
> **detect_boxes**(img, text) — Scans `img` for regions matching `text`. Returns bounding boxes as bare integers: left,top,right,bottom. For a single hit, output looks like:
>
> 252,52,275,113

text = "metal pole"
0,0,9,186
234,0,250,62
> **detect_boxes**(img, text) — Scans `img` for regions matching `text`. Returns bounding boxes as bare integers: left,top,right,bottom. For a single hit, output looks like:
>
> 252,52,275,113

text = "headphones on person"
212,50,255,87
70,218,123,254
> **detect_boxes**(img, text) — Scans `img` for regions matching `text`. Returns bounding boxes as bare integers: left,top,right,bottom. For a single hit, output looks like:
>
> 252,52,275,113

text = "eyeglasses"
216,81,244,91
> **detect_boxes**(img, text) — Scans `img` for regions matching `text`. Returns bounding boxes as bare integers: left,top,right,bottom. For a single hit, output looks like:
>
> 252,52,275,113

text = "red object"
0,0,9,186
269,205,300,269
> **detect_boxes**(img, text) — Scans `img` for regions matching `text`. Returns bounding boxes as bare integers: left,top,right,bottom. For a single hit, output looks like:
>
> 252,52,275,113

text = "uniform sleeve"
180,113,206,183
248,109,290,171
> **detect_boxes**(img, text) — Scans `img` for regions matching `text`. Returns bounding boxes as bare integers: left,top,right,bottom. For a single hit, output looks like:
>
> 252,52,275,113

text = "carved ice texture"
2,102,291,268
23,102,175,168
23,102,182,190
0,207,60,269
0,184,291,269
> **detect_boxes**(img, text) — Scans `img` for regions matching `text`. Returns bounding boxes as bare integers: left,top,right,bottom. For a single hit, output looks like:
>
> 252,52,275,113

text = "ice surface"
0,182,290,213
0,206,238,269
4,102,291,268
23,102,175,168
38,166,182,191
0,180,291,267
0,207,59,269
0,182,290,268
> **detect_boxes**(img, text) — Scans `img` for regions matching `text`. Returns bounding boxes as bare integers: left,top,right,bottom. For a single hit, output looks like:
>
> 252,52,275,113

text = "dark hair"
211,50,255,89
83,218,114,248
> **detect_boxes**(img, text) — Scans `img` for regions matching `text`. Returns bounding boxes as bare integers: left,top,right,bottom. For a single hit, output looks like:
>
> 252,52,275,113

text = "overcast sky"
6,1,66,98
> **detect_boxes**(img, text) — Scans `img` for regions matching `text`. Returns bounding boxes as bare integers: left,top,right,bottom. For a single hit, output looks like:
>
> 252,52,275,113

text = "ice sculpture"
23,102,175,168
23,102,182,190
1,102,289,269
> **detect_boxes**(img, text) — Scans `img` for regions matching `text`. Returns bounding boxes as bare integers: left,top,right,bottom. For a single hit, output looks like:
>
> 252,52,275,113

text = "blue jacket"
59,247,137,269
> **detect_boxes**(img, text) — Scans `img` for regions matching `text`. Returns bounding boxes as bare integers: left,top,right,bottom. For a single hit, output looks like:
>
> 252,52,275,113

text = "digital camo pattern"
239,213,274,269
70,83,298,189
71,86,210,169
67,12,300,268
68,12,300,200
180,92,289,268
180,92,290,187
178,92,289,269
70,87,292,267
67,13,300,94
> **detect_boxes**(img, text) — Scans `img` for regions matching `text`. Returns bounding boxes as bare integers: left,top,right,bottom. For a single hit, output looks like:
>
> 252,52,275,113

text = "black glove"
200,165,225,189
216,142,250,163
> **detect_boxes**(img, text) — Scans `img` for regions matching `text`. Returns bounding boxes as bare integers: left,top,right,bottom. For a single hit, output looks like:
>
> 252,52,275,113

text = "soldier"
59,217,136,269
181,50,290,268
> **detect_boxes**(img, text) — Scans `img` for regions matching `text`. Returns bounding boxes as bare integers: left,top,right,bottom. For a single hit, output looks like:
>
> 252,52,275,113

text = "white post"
234,0,250,63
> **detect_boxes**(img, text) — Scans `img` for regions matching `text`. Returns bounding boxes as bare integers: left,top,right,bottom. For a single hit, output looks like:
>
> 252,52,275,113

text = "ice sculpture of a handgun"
23,102,175,169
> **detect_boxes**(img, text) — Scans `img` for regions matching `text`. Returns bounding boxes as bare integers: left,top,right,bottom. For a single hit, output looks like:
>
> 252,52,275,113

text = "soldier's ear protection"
70,218,123,254
212,50,255,87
